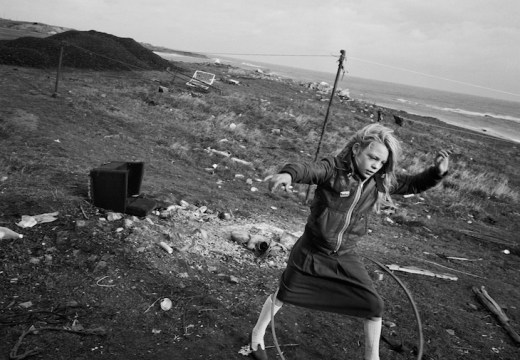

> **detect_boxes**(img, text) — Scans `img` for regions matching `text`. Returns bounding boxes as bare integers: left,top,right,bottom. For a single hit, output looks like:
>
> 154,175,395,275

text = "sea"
156,52,520,144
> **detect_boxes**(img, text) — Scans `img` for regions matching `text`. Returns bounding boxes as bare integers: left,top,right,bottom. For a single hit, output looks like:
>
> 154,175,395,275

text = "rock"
75,220,87,228
247,235,266,250
106,212,123,221
93,260,107,273
231,230,250,244
218,212,232,220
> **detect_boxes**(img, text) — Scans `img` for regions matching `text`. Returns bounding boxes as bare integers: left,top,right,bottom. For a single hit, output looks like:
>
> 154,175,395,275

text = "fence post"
52,43,65,97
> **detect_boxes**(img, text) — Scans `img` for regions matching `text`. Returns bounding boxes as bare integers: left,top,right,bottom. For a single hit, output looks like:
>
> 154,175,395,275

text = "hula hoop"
269,256,424,360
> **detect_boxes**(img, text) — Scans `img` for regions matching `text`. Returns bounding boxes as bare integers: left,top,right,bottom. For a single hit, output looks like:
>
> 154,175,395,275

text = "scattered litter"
152,328,162,334
184,324,195,336
446,329,455,336
503,249,510,255
160,298,172,311
158,241,173,254
383,320,396,328
0,227,23,239
238,345,252,356
186,70,215,90
106,212,123,221
96,276,115,287
19,301,33,308
16,212,59,228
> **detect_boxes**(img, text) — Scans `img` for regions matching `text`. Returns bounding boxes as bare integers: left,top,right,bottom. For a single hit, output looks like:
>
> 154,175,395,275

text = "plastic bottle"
0,227,23,239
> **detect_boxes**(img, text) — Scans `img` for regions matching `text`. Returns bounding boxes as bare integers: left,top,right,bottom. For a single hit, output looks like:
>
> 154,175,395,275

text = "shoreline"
161,54,520,145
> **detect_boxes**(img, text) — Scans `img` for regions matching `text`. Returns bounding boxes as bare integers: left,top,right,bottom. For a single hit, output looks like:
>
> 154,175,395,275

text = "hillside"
0,29,172,70
0,17,207,61
1,25,520,360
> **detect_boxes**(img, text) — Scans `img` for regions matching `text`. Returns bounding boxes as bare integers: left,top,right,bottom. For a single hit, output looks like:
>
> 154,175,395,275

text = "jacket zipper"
334,180,365,252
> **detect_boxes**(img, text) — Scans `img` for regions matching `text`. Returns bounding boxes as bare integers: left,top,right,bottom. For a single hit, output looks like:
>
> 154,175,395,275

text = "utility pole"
305,50,346,202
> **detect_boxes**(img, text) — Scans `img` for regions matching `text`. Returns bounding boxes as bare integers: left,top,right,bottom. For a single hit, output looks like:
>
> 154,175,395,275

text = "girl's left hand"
434,150,451,176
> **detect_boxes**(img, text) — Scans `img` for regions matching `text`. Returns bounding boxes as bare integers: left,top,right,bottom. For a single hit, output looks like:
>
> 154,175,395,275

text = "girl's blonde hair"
338,124,402,211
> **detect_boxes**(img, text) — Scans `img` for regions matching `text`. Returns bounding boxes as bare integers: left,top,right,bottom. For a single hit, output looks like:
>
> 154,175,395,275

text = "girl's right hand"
263,173,293,192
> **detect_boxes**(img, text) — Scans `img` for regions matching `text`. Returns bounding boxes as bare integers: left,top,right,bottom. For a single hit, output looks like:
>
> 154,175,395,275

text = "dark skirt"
276,233,383,318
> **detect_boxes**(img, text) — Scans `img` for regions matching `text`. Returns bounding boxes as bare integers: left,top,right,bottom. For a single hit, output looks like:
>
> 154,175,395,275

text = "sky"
2,0,519,102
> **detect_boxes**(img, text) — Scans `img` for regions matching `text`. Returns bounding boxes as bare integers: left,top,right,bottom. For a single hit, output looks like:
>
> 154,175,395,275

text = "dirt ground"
1,60,519,360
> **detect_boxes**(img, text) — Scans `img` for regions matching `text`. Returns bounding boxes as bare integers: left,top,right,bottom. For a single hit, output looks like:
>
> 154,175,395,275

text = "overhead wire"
202,51,520,99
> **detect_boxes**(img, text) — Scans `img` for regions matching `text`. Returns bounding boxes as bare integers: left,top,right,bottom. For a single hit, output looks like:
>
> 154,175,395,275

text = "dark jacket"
280,153,444,254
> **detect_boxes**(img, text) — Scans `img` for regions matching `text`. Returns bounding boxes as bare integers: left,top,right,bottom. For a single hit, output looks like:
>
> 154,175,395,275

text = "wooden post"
305,50,346,202
472,286,520,344
52,43,64,97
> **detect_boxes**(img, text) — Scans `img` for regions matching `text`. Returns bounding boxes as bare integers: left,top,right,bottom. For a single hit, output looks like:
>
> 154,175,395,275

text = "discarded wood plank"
207,147,231,157
387,264,458,281
445,256,482,262
230,157,254,168
472,286,520,344
205,148,253,167
458,229,515,247
418,258,486,279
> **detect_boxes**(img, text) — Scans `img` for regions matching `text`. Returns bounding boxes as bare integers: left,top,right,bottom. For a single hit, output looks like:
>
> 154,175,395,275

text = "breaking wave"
395,97,520,123
426,104,520,123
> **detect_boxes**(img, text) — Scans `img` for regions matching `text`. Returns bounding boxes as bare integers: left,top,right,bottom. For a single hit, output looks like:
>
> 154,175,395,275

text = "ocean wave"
394,97,520,123
396,98,420,106
426,104,520,123
241,62,263,68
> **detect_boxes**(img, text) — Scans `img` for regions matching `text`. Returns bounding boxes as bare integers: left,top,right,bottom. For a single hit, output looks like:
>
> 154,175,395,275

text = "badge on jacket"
340,191,350,197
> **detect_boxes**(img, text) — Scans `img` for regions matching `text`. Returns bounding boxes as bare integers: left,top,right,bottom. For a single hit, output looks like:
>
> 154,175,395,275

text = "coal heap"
0,30,172,70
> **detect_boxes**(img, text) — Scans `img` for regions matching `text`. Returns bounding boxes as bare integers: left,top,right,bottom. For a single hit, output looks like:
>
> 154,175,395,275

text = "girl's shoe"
249,333,268,360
